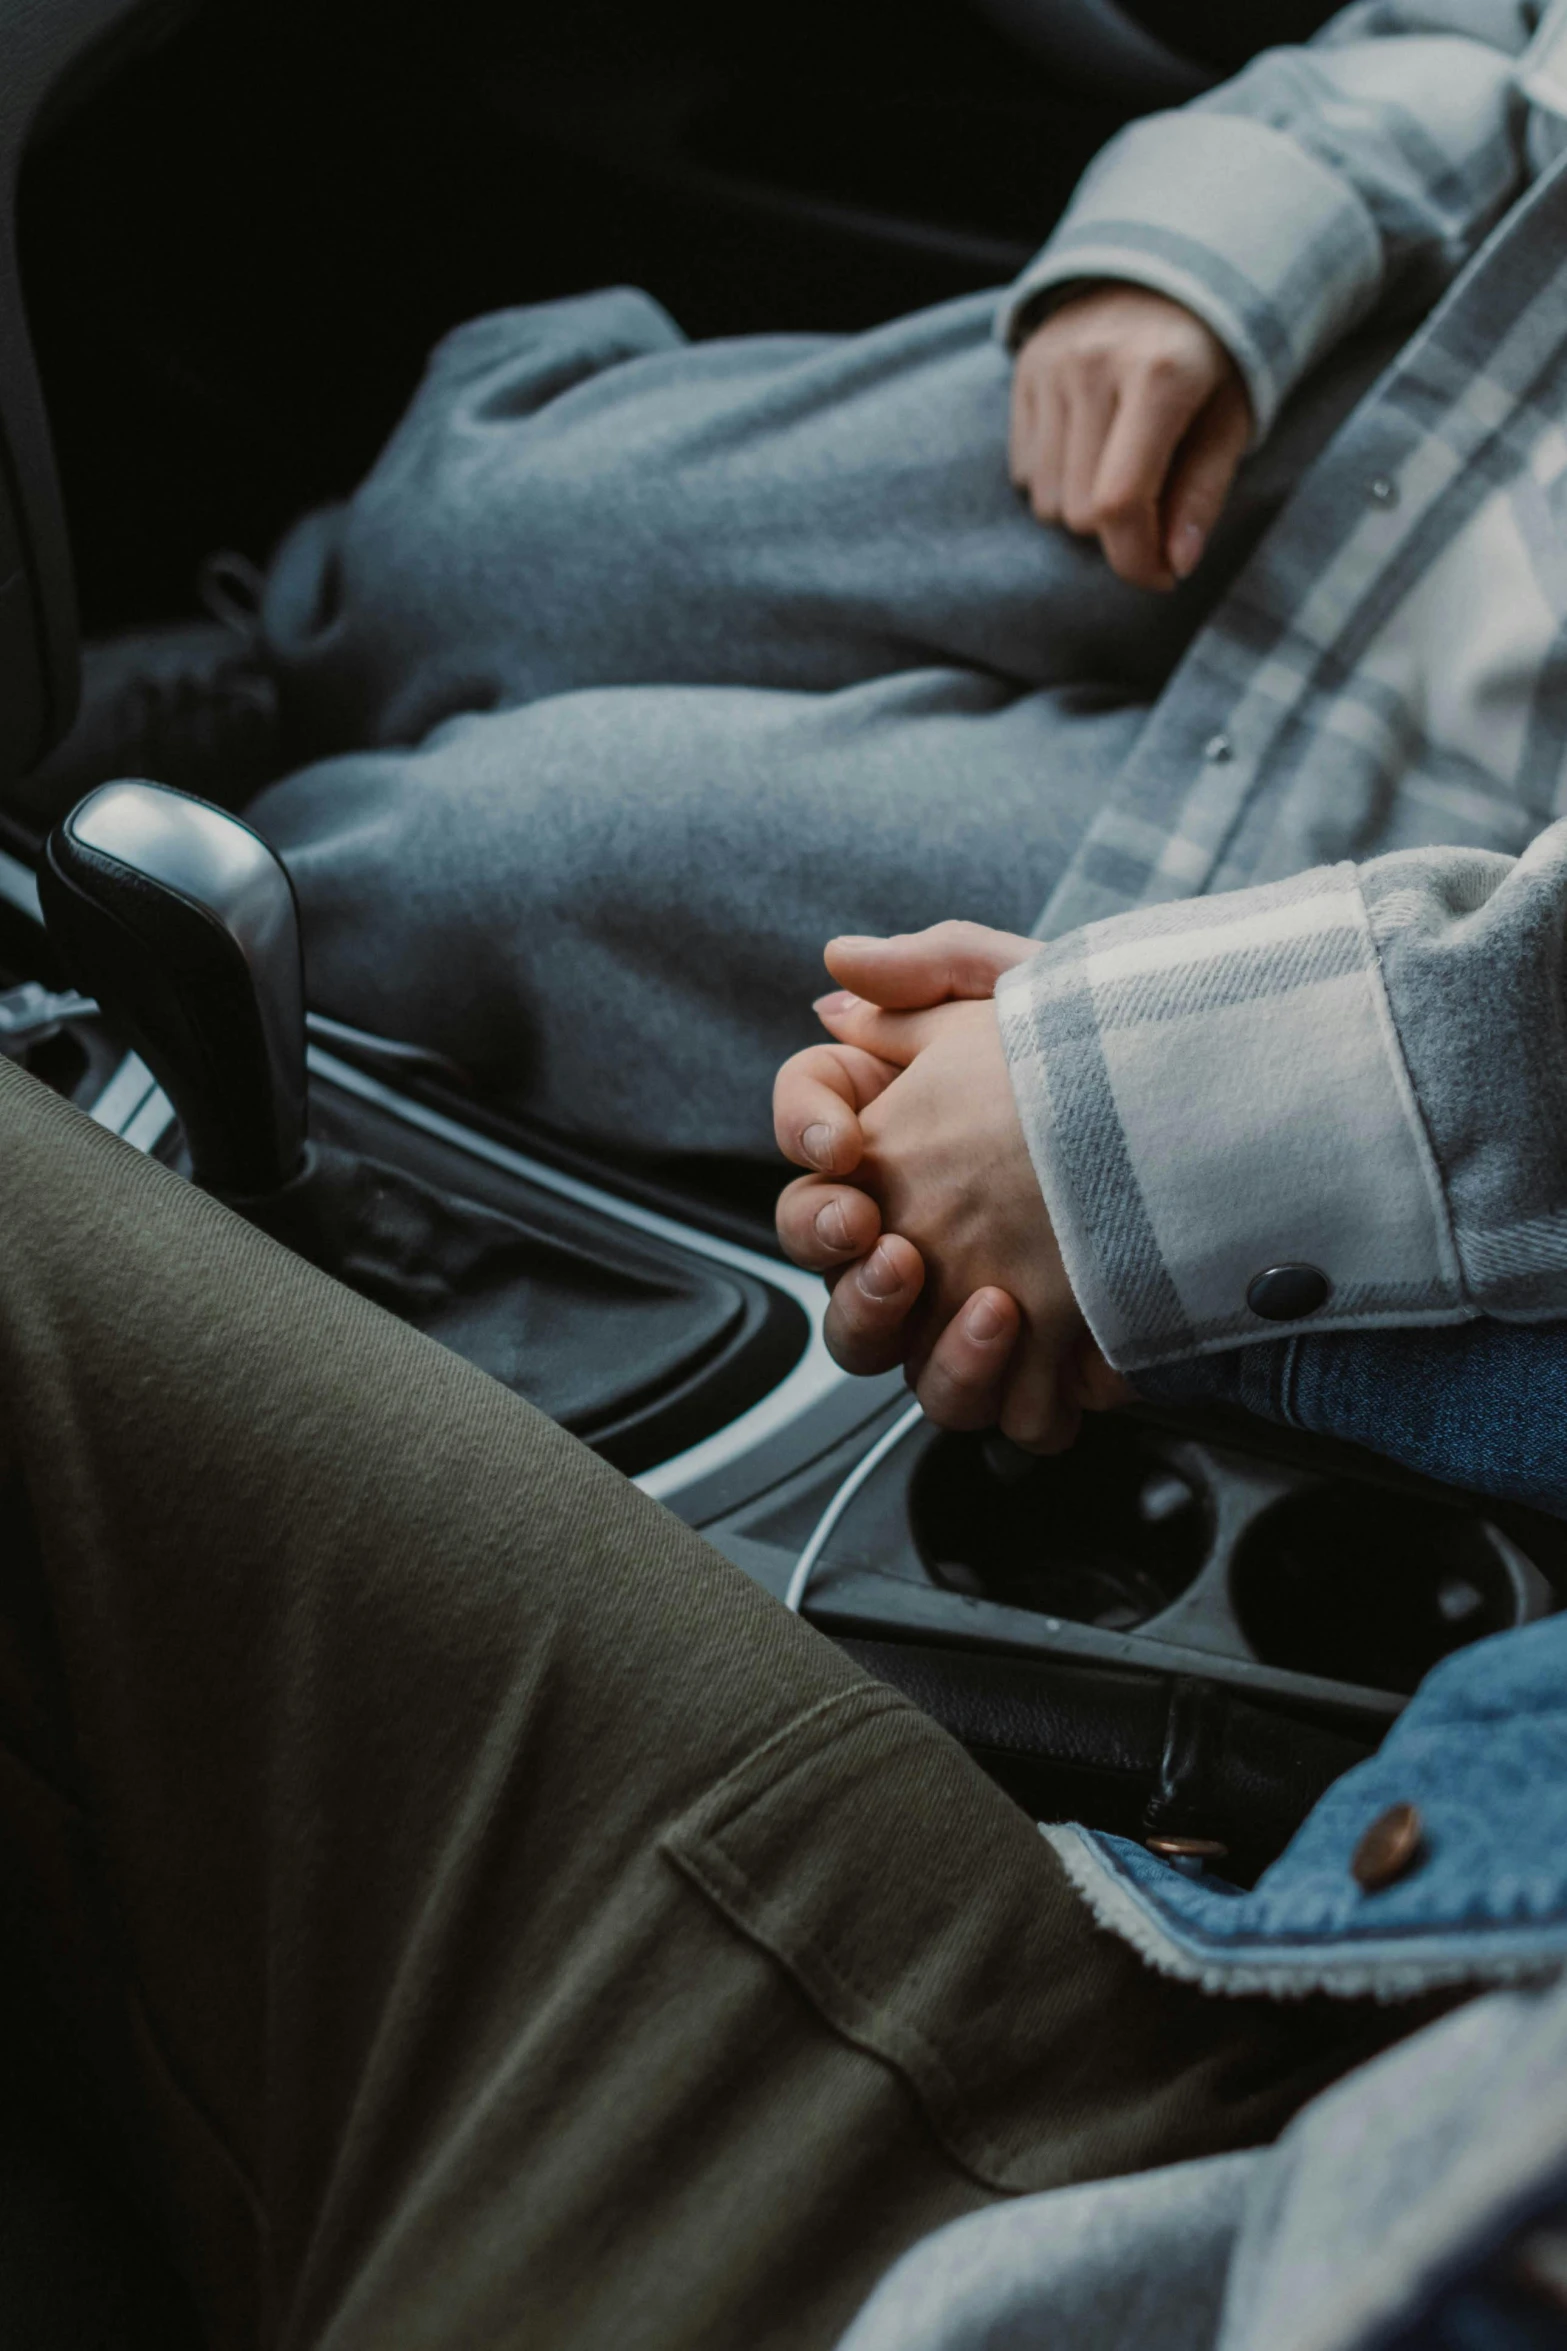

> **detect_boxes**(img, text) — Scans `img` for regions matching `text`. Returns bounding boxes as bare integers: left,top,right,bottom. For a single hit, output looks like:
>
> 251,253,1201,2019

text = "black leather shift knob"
40,780,307,1195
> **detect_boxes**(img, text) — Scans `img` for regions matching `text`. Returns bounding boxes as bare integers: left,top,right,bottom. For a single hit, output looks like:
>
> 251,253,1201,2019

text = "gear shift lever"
39,780,306,1194
37,784,764,1464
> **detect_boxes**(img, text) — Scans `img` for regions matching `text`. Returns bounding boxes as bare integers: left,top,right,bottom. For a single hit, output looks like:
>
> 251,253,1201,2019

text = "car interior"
2,1,1562,2341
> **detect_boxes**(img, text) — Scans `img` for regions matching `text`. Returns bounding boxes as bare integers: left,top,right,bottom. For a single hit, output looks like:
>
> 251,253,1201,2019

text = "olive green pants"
0,1058,1415,2349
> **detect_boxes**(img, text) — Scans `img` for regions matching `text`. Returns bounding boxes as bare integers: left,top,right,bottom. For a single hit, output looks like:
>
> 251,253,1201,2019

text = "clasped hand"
773,922,1130,1453
770,283,1239,1439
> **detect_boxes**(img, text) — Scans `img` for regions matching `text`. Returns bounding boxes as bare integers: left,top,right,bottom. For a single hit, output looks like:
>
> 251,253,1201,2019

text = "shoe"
5,552,284,845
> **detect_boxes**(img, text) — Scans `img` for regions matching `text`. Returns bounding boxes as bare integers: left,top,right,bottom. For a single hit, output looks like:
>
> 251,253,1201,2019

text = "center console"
7,785,1564,1885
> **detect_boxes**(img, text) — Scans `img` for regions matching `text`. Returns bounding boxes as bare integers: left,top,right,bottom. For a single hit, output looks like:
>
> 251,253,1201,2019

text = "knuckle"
916,1373,962,1430
832,1265,875,1323
1155,340,1204,382
774,1174,809,1222
1107,543,1161,588
824,1308,871,1369
775,1188,821,1254
1097,488,1146,528
1004,1403,1075,1455
998,1378,1054,1452
919,1352,983,1428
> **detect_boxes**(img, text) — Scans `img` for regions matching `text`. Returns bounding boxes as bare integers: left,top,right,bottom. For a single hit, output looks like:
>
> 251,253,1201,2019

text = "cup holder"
1230,1482,1528,1695
911,1419,1209,1631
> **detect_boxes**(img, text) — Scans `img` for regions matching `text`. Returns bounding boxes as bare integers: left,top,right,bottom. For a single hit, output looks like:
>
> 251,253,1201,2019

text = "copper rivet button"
1247,1263,1330,1320
1146,1835,1229,1861
1351,1801,1425,1891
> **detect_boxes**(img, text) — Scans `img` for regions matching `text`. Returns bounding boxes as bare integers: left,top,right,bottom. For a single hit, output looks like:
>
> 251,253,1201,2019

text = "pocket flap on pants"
661,1679,1112,2193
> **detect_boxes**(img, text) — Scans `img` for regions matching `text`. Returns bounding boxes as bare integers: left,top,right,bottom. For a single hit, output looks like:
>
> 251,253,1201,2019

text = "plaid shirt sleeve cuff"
995,110,1381,439
995,865,1467,1376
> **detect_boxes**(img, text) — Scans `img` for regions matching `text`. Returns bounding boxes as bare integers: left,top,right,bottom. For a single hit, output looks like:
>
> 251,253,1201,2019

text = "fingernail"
965,1294,1009,1345
814,1198,849,1250
1169,520,1206,579
858,1244,904,1300
813,990,858,1018
802,1122,836,1170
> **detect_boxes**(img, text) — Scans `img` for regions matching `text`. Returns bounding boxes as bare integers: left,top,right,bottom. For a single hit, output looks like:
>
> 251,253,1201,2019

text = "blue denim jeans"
1140,1321,1567,1518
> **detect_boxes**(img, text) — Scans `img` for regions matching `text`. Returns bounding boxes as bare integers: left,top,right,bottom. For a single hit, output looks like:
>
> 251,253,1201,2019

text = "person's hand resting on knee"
773,921,1131,1453
1010,284,1251,592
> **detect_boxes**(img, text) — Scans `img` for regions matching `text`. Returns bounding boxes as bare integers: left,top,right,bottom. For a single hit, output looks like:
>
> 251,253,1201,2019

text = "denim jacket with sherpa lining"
1043,1611,1567,2000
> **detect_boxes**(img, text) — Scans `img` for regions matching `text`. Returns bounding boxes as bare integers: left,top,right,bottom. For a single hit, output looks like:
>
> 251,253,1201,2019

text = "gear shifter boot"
39,783,778,1466
238,1140,745,1438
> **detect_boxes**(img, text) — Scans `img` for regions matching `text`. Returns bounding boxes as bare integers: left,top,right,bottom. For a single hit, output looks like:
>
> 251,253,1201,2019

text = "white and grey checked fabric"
999,0,1567,950
1001,2,1542,435
989,1,1567,1365
998,862,1466,1369
1002,824,1567,1370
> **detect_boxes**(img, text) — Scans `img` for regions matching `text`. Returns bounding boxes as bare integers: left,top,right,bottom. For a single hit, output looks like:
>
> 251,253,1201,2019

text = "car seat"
0,4,1541,2345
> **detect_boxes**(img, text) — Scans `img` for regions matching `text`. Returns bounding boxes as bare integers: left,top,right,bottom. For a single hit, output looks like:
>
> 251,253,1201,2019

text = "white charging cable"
783,1399,927,1615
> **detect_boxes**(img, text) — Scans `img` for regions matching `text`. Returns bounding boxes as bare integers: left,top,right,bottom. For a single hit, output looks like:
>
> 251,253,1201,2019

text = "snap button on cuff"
1369,474,1400,508
1247,1264,1330,1320
1352,1801,1424,1892
1203,732,1234,763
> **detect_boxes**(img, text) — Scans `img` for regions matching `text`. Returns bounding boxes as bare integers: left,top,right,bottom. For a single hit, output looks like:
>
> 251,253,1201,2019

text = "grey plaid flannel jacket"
994,0,1567,1372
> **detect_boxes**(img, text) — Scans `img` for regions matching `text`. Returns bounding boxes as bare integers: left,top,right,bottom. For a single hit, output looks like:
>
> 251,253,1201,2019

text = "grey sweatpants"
247,287,1383,1157
0,1057,1424,2348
